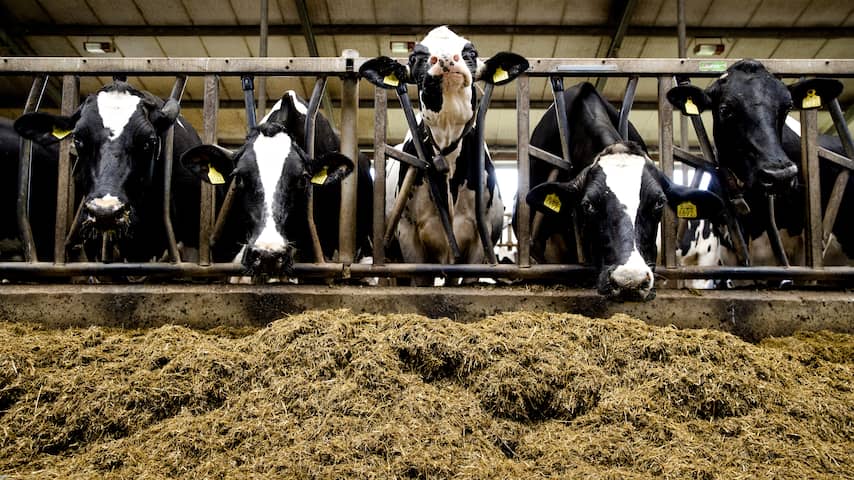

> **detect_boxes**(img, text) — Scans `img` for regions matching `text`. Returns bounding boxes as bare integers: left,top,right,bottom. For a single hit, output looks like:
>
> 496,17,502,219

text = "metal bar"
819,147,854,171
384,145,429,169
161,75,187,263
257,0,268,120
1,58,853,77
338,50,359,263
210,180,237,248
528,145,572,170
384,167,417,243
618,75,639,140
373,87,387,265
516,75,531,268
17,75,47,262
8,23,854,39
800,108,823,268
241,75,257,129
305,76,328,263
673,147,715,171
1,262,854,282
766,195,790,267
475,82,497,264
296,0,335,130
53,75,78,264
594,0,639,91
658,75,677,269
822,99,854,247
200,75,219,265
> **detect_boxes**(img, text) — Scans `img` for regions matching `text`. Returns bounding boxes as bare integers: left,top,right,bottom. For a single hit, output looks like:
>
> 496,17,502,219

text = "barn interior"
1,0,852,192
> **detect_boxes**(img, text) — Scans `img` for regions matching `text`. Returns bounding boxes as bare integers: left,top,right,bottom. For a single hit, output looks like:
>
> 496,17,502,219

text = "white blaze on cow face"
419,26,475,88
96,90,142,140
598,152,655,292
250,131,292,252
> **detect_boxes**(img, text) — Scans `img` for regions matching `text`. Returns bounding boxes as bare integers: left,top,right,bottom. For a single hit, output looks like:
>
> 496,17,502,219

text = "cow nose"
758,164,798,189
85,194,128,223
242,243,296,275
609,263,655,295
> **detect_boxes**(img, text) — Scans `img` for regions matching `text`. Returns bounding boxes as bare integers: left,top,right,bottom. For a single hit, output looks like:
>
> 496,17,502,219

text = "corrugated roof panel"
299,0,331,24
134,0,192,25
158,36,209,57
85,0,146,24
326,0,376,24
421,1,473,26
471,0,516,25
639,37,679,58
700,0,761,27
633,0,665,25
618,36,648,58
561,0,611,24
725,38,781,59
795,0,854,27
35,0,98,24
652,0,712,27
232,0,287,24
816,38,854,58
248,36,296,57
771,39,826,58
331,35,379,58
181,0,241,24
374,0,421,24
201,37,252,57
515,0,565,24
23,36,79,56
749,0,811,26
112,36,165,57
3,1,50,23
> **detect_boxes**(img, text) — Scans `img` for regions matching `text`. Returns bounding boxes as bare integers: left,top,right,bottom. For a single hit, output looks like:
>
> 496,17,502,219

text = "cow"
667,59,854,272
0,117,58,261
179,90,365,275
521,82,724,300
14,81,203,263
359,26,528,285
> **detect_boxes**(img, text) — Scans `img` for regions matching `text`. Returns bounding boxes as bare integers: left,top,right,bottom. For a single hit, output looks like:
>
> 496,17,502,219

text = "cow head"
360,26,528,150
181,121,353,275
667,60,798,193
527,142,724,301
14,81,179,240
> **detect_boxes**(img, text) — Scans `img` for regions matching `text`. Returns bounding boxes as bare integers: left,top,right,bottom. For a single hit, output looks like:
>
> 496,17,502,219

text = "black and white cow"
668,59,854,269
360,26,528,284
180,90,364,274
0,117,58,261
14,81,203,262
522,82,724,300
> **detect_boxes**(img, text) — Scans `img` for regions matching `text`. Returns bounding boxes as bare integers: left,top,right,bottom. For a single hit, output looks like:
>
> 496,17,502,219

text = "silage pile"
0,310,851,479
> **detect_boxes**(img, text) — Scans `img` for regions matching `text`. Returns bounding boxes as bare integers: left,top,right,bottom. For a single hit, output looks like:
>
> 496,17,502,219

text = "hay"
0,310,851,479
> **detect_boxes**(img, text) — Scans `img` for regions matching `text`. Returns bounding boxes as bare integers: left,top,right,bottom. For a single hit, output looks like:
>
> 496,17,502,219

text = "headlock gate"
2,56,854,287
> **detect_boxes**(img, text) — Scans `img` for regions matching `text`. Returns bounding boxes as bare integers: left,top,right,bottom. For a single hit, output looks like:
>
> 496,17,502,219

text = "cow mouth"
756,164,798,193
597,265,657,302
78,210,133,241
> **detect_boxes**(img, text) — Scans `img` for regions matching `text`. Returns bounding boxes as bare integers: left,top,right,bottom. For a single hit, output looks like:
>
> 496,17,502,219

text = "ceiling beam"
6,23,853,39
595,0,639,91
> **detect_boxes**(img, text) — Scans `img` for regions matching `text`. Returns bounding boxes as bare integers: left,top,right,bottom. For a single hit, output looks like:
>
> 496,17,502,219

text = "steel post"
372,87,387,265
516,75,531,267
54,75,78,264
338,50,359,263
17,75,47,262
800,108,823,268
199,75,219,265
658,75,676,269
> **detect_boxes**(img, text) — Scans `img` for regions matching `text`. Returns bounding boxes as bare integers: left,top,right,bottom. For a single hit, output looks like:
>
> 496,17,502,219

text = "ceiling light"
693,38,725,57
389,41,414,54
83,41,114,54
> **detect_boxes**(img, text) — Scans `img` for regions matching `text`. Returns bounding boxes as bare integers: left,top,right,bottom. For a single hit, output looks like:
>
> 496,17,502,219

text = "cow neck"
419,114,475,159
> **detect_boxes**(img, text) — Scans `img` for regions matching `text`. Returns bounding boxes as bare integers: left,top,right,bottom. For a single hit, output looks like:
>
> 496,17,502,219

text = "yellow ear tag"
311,166,328,185
802,89,821,109
677,201,698,219
543,193,562,213
493,66,509,84
52,126,72,140
684,97,699,116
383,73,399,87
207,166,226,185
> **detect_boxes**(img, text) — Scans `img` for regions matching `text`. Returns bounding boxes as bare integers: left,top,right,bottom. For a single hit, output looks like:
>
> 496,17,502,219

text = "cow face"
669,60,798,193
527,142,724,301
181,122,353,275
15,82,179,240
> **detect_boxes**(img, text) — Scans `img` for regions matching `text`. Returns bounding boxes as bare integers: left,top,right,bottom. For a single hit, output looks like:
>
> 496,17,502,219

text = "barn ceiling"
0,0,852,150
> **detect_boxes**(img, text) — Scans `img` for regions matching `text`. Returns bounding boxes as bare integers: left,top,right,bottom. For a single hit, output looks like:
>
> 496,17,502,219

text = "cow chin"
241,243,296,276
78,208,134,241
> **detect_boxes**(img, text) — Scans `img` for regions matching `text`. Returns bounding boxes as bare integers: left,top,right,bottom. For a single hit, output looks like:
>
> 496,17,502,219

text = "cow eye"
654,196,666,211
719,103,733,120
73,137,84,150
580,200,596,217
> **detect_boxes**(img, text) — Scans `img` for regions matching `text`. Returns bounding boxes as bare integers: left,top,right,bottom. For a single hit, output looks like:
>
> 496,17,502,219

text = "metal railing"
1,56,853,284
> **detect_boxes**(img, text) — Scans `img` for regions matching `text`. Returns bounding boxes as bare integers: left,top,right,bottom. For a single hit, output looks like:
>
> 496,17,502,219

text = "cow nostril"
430,56,438,65
453,54,460,62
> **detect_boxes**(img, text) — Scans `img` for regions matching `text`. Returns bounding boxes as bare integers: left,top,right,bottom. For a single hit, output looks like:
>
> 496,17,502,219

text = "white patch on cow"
96,90,141,140
86,194,123,212
599,152,654,291
251,131,292,252
286,90,309,115
260,99,283,124
785,115,802,137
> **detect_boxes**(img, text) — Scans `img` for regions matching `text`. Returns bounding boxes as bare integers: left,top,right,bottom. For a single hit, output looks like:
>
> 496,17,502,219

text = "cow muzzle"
428,54,470,86
757,163,798,191
242,243,296,276
82,194,131,234
599,264,656,302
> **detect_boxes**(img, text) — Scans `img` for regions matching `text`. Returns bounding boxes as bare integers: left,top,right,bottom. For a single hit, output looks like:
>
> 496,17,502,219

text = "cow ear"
180,144,235,185
477,52,529,86
14,111,79,145
666,84,713,116
525,181,580,218
359,56,410,90
308,152,354,187
788,78,843,110
660,176,725,220
149,97,181,133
